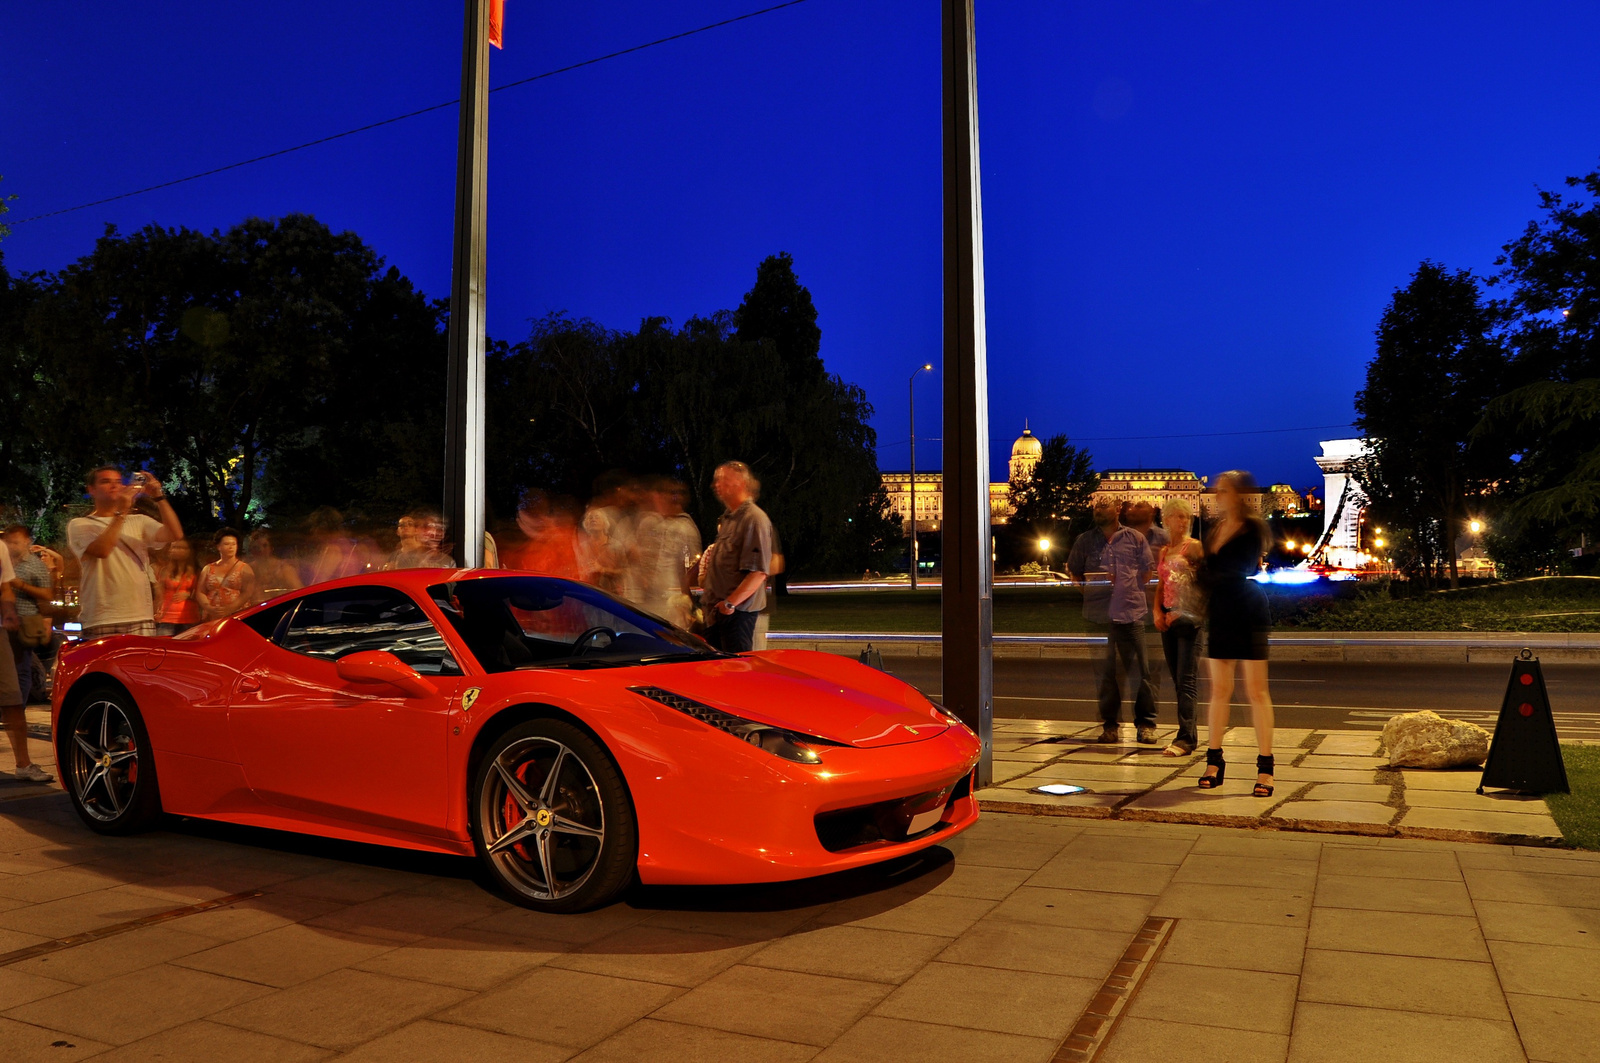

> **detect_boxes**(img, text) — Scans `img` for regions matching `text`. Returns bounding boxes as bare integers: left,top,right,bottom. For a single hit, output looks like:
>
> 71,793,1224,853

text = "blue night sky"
5,1,1600,492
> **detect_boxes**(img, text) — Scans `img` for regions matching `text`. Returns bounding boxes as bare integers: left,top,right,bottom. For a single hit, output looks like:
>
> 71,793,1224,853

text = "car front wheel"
470,718,637,912
63,686,163,835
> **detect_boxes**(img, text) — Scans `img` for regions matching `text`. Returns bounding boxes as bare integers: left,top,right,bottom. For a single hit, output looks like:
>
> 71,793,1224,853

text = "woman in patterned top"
199,528,256,621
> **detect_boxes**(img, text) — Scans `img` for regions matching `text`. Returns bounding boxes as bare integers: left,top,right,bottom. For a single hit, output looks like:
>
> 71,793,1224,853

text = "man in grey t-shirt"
702,462,773,653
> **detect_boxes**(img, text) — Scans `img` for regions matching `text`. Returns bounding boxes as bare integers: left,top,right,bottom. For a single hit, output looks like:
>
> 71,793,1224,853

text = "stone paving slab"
978,722,1569,846
5,706,1600,1060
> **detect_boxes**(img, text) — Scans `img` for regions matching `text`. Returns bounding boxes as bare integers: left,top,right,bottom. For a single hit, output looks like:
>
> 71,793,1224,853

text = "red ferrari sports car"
51,570,981,911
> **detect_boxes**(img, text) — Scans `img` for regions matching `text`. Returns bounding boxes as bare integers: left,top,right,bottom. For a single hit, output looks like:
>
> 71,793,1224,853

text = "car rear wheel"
470,718,637,912
63,687,163,835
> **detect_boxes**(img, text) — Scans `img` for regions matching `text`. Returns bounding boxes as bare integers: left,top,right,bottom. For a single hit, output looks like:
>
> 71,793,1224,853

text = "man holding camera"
67,467,185,639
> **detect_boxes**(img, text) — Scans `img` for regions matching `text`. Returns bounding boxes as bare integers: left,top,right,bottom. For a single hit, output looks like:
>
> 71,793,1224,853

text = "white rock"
1381,710,1490,769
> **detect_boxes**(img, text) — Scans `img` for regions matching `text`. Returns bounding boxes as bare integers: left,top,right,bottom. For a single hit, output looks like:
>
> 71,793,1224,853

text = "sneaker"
1095,727,1121,744
1136,726,1159,745
13,764,52,784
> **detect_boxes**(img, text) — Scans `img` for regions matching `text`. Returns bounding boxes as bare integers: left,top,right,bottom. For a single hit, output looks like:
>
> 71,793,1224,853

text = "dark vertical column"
942,0,993,783
909,375,918,591
445,0,490,567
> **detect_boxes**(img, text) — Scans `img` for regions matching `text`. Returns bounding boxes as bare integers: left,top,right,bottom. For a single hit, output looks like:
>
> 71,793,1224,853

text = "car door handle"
238,675,262,693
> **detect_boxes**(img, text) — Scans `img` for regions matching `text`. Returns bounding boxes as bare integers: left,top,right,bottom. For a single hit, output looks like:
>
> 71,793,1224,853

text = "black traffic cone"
1478,649,1569,795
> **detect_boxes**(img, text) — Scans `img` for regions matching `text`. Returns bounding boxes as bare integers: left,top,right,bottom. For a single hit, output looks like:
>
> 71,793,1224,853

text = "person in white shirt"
66,467,185,639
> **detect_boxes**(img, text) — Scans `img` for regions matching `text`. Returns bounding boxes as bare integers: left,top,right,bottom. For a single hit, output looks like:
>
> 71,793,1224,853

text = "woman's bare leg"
1203,658,1235,780
1241,658,1274,786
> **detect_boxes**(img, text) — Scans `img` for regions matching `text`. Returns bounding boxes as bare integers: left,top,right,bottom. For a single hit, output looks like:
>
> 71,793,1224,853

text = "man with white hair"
702,462,774,653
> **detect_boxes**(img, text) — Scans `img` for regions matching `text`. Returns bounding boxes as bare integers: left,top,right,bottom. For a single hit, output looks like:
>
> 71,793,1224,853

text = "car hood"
623,653,952,749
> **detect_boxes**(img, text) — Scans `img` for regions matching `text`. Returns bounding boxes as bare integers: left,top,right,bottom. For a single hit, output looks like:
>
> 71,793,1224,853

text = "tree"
484,254,888,575
9,215,445,532
0,176,15,243
1354,261,1507,587
1007,434,1099,533
734,251,823,389
1477,164,1600,545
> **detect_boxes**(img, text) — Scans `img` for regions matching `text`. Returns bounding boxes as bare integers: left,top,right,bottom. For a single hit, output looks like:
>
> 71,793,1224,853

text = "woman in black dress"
1196,471,1277,796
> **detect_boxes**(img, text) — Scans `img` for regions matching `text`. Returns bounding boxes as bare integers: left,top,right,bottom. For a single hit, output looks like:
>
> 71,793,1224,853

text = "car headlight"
928,699,975,734
630,685,827,764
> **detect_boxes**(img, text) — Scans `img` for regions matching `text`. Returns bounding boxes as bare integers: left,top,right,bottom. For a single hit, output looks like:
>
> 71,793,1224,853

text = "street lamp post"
1038,537,1050,574
908,363,933,589
444,0,492,567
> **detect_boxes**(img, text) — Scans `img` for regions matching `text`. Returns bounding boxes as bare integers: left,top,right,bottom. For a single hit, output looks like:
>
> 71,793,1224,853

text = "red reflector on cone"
1519,703,1534,717
1519,674,1533,686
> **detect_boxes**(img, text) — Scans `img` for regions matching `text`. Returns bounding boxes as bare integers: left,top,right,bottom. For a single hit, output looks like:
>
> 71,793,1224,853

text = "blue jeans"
1161,618,1200,749
1099,621,1157,730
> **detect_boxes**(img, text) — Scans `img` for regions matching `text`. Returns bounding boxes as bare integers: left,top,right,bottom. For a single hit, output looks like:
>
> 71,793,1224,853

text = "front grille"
814,772,970,853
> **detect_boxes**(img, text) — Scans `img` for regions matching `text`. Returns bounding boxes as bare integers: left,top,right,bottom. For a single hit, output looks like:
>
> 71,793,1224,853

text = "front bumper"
631,725,982,886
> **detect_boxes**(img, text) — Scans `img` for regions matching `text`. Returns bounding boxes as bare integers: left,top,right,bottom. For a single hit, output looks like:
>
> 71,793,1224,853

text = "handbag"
18,614,52,648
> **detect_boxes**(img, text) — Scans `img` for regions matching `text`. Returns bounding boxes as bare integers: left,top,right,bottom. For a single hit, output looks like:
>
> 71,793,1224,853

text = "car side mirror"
336,651,438,698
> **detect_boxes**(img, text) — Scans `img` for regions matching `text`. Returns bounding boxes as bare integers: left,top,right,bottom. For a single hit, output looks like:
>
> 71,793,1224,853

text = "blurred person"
1127,501,1168,552
198,528,255,621
68,466,184,639
583,472,641,598
154,537,201,636
5,526,56,777
1068,496,1158,744
5,525,57,654
1196,471,1276,796
383,508,454,570
1152,500,1204,756
702,461,774,652
304,507,364,585
501,490,591,582
247,529,302,602
1126,501,1170,708
635,478,701,628
0,543,48,782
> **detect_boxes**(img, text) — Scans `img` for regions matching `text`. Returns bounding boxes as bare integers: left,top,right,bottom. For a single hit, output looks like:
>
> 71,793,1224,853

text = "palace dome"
1008,424,1043,483
1011,428,1042,460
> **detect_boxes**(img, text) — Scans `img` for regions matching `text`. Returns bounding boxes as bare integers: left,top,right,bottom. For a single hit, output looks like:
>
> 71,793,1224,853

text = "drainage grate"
0,890,264,968
1051,915,1176,1062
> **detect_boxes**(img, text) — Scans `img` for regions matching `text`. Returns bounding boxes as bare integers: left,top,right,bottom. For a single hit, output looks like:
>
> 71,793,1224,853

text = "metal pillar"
444,0,491,567
909,373,919,590
941,0,993,784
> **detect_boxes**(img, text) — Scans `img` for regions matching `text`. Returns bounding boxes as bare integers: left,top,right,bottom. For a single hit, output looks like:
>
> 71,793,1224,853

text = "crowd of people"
1069,470,1278,797
0,460,784,781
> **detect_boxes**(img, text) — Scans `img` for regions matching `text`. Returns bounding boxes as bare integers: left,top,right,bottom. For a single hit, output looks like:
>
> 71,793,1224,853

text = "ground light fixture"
1030,783,1089,796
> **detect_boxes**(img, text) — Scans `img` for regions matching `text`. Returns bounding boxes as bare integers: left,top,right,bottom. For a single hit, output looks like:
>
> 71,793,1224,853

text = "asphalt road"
884,657,1600,740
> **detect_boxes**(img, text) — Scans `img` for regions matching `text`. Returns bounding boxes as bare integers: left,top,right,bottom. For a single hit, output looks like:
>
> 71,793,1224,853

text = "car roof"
240,568,564,616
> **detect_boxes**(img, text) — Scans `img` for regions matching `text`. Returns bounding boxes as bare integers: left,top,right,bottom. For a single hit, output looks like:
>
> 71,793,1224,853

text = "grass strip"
1546,744,1600,851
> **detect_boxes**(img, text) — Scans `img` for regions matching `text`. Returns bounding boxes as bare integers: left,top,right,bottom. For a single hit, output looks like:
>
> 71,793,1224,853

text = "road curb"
769,630,1600,664
977,797,1570,847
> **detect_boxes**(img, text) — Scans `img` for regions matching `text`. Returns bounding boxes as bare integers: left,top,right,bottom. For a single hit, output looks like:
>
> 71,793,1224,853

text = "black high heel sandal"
1197,748,1226,789
1254,754,1275,798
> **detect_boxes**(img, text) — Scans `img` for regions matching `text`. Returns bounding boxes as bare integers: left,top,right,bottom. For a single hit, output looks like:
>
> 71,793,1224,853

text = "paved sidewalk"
979,719,1566,844
3,783,1599,1061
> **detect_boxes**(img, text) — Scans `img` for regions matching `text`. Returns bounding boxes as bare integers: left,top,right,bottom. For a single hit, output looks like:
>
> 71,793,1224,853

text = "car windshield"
428,575,722,673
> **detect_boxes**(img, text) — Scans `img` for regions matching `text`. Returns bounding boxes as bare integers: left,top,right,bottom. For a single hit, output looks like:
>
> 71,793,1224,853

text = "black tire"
470,718,637,913
61,685,163,835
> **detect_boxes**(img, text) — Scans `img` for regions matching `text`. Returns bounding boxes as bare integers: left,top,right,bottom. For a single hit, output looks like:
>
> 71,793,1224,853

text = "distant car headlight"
629,686,827,764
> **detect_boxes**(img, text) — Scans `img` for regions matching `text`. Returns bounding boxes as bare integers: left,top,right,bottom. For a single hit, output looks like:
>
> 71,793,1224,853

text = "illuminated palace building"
880,425,1309,533
881,426,1043,532
1093,471,1307,521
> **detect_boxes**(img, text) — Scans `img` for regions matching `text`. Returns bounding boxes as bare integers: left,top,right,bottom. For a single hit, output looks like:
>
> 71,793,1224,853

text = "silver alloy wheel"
479,736,607,901
70,699,141,822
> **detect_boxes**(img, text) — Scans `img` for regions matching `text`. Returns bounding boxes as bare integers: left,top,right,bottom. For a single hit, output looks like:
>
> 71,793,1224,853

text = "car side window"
280,587,461,676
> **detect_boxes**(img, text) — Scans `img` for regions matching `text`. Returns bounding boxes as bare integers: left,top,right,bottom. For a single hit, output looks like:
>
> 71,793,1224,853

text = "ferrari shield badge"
460,688,481,713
